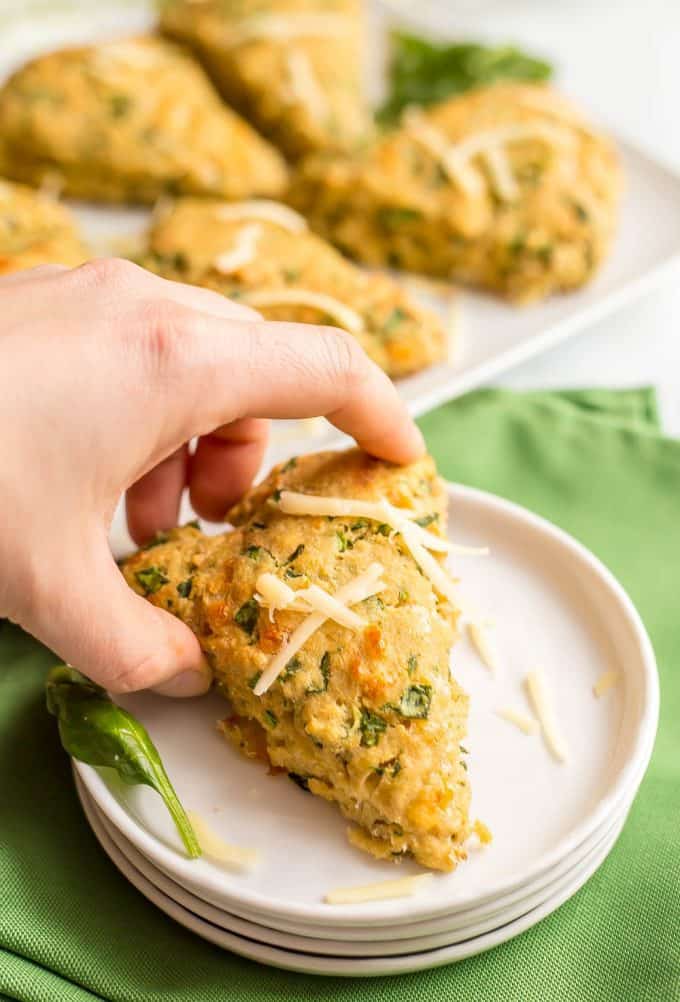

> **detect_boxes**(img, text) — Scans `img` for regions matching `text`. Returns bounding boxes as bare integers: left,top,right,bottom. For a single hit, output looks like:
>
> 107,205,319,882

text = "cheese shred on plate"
215,200,308,233
467,621,498,672
525,669,569,763
593,670,619,698
324,872,432,905
496,706,539,736
186,811,260,870
243,289,364,335
253,563,385,695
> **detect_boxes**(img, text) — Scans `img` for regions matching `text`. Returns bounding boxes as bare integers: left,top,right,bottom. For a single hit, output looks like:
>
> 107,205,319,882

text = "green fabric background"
1,389,678,1001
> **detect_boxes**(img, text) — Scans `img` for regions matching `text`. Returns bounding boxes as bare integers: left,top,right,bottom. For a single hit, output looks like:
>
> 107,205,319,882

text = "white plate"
75,482,659,930
3,6,680,466
77,774,626,977
80,777,629,957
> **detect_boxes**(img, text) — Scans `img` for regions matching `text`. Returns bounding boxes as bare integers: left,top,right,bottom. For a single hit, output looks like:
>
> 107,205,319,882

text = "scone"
0,37,288,205
160,0,372,160
289,83,622,302
141,197,448,378
122,449,471,872
0,178,87,275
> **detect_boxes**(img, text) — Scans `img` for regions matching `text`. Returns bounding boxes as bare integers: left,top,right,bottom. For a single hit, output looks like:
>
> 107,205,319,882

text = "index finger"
186,315,425,465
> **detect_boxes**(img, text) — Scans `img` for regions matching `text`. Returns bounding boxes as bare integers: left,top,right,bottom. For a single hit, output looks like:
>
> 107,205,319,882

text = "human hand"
0,260,423,697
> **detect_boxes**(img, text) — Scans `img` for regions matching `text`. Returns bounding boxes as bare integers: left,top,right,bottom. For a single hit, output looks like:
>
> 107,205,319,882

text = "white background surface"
401,0,680,433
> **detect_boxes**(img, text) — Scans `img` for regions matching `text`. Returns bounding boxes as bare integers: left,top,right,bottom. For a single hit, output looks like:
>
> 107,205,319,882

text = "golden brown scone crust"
160,0,372,160
122,449,471,871
0,37,288,205
289,83,622,302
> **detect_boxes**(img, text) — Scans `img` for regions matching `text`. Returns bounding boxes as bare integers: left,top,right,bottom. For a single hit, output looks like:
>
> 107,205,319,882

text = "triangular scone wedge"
289,82,622,302
0,178,88,274
141,197,447,378
122,449,471,872
0,38,288,205
160,0,372,160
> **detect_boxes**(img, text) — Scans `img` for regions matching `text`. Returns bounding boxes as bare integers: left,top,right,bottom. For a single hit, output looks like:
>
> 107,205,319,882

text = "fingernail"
153,660,213,698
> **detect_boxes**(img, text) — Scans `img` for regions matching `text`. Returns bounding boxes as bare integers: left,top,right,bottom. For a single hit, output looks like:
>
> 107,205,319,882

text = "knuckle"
75,256,142,290
133,298,197,373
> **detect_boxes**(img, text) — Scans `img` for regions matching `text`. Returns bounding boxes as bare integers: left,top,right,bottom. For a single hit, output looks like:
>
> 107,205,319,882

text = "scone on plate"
141,197,448,378
0,178,87,275
160,0,372,161
289,83,622,302
0,37,288,205
122,449,471,872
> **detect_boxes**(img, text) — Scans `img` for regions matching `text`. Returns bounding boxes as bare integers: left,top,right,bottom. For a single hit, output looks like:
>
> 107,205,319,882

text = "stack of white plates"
74,484,659,977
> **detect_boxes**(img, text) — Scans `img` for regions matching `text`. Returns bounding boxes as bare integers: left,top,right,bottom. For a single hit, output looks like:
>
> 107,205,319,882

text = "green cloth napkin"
1,388,678,1002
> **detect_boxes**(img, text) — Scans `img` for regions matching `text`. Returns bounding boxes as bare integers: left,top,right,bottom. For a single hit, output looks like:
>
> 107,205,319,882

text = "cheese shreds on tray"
525,669,569,763
213,223,262,274
186,811,260,870
593,669,620,698
324,872,433,905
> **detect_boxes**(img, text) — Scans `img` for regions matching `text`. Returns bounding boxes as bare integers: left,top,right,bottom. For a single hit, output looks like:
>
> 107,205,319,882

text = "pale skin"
0,260,424,696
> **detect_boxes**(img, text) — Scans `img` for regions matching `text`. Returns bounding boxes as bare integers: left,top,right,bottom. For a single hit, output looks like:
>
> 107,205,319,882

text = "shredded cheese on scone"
229,13,353,44
324,872,432,905
243,289,364,335
253,563,385,695
213,223,262,274
286,49,327,122
215,200,307,233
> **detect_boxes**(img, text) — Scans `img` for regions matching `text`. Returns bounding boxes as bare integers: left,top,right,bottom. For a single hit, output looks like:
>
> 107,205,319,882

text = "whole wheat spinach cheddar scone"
122,449,471,872
289,83,622,303
0,37,288,205
160,0,371,161
141,197,447,378
0,178,87,275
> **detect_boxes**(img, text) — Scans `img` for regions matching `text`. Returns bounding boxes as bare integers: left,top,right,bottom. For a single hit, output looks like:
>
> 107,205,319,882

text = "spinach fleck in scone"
122,449,471,872
0,178,87,275
289,83,622,302
0,37,288,205
141,197,447,378
160,0,371,161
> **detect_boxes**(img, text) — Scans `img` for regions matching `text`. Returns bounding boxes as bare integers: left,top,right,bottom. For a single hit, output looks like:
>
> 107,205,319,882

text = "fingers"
151,312,424,466
24,535,212,697
126,445,189,545
188,418,270,521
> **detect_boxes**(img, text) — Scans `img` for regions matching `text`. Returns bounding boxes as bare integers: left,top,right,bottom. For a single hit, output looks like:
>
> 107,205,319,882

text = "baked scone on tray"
160,0,372,160
141,197,448,378
0,37,288,205
0,178,88,275
122,449,471,872
289,82,623,302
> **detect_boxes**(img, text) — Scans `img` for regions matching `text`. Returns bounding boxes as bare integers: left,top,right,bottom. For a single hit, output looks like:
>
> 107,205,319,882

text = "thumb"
24,536,212,697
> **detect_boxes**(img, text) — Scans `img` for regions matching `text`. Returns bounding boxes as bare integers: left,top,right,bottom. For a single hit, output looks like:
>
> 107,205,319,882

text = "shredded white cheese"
256,574,365,629
450,122,575,161
253,563,385,695
525,670,569,763
229,13,353,44
187,811,260,870
286,49,327,122
482,146,519,201
277,491,462,603
404,111,484,195
243,289,364,336
215,200,308,234
593,670,619,699
94,41,161,67
255,572,296,619
324,872,432,905
467,621,498,672
213,223,262,275
496,706,539,736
